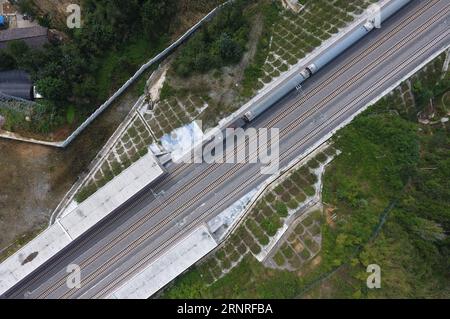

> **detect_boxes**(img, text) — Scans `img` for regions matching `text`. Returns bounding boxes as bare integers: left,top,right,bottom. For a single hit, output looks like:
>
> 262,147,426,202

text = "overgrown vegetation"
241,1,281,97
0,0,177,134
173,0,250,77
162,55,450,299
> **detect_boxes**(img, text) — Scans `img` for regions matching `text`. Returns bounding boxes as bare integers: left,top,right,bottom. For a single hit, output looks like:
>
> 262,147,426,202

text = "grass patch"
260,214,282,237
275,201,289,217
66,105,76,125
75,182,98,203
273,251,286,266
96,36,167,101
160,82,176,101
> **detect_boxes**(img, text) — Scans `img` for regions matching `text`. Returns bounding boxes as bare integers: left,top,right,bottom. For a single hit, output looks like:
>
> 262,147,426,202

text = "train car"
226,117,247,129
243,71,307,122
381,0,412,22
304,21,375,76
241,0,412,123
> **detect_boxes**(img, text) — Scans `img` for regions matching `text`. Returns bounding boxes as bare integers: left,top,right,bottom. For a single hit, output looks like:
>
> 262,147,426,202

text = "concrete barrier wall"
0,2,230,148
61,2,230,147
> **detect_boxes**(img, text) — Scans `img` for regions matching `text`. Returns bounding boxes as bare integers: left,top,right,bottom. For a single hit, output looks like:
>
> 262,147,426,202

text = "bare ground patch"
0,83,143,258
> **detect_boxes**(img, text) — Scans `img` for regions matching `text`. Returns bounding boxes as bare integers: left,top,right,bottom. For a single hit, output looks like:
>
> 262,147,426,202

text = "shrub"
160,82,176,101
75,183,98,203
304,186,316,197
307,158,320,169
287,199,298,210
261,214,282,236
173,0,250,77
275,201,288,217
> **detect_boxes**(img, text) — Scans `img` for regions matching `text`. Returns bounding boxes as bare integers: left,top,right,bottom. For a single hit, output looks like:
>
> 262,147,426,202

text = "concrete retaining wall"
0,2,230,148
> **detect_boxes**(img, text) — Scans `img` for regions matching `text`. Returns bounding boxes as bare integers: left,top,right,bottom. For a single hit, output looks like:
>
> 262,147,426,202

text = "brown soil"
50,125,72,141
0,1,226,253
0,84,140,253
294,241,304,253
29,0,81,27
325,206,337,228
170,0,225,40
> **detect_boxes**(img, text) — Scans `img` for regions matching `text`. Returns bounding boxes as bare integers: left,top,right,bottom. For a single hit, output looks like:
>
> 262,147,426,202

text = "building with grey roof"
0,70,33,100
0,25,48,49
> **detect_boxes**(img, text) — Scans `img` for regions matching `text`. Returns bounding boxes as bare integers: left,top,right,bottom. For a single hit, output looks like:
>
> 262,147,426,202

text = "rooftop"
0,25,48,49
0,152,165,296
0,70,33,100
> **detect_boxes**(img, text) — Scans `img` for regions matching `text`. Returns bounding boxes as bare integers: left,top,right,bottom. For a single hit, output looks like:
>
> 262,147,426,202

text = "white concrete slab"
207,188,258,240
0,225,71,295
59,153,164,240
108,225,217,299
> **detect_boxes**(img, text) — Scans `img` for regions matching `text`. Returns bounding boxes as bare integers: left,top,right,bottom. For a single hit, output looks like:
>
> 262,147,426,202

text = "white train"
242,0,413,123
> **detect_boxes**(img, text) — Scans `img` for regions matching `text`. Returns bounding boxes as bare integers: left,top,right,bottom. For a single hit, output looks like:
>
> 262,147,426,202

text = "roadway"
2,0,450,299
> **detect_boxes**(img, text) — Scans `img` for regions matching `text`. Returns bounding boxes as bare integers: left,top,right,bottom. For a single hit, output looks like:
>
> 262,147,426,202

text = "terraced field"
253,0,377,92
75,115,153,203
194,146,337,284
142,94,209,139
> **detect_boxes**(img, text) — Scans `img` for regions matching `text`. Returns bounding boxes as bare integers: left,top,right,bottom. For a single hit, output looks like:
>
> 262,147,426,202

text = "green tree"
142,0,176,38
6,41,30,63
0,51,17,70
36,77,68,101
173,0,249,77
217,33,243,63
17,0,36,16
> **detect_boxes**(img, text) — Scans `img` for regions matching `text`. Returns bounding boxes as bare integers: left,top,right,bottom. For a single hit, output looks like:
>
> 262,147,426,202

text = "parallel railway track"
10,0,444,299
91,28,450,299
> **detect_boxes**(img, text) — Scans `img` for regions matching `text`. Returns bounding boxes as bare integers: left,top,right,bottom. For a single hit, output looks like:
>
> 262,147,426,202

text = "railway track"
59,5,450,299
91,28,450,299
10,0,444,299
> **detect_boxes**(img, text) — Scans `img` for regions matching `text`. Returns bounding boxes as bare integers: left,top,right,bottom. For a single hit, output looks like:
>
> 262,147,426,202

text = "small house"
0,70,34,100
0,25,49,49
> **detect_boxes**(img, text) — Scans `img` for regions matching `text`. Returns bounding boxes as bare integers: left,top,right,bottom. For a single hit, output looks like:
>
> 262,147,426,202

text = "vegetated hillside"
311,57,450,299
19,0,222,30
162,55,450,299
17,0,81,27
0,0,224,138
173,0,250,77
156,0,376,134
171,0,225,38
